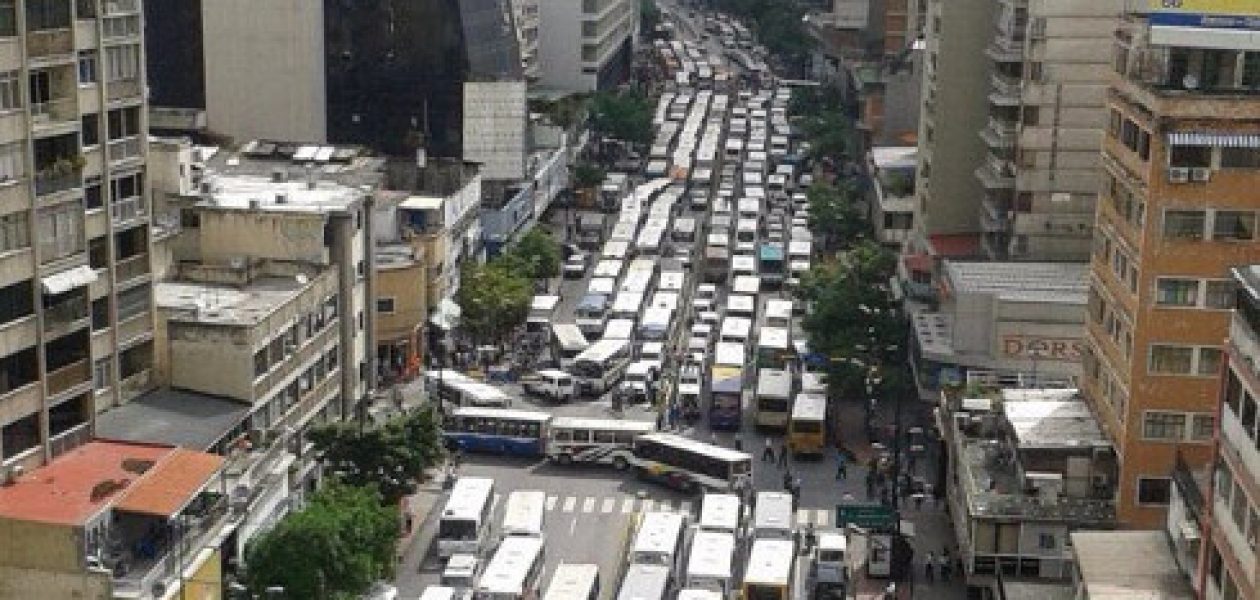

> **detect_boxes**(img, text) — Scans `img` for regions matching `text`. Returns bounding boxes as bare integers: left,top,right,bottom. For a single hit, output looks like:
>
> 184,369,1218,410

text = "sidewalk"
395,475,448,593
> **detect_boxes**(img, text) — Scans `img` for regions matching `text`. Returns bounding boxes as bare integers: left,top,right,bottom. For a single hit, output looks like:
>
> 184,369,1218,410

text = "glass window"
1199,347,1223,376
376,297,395,314
1137,477,1172,505
1149,344,1194,375
0,141,24,182
0,212,29,253
1164,210,1205,240
37,202,85,262
1214,211,1257,241
1207,280,1236,309
1192,414,1215,441
0,1,14,36
1169,145,1212,168
81,113,99,147
1143,411,1186,441
77,50,97,84
1242,392,1257,432
1222,148,1260,169
0,70,19,111
1156,278,1198,307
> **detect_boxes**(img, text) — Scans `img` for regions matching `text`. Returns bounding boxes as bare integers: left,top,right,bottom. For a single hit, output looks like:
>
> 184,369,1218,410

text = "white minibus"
543,564,601,600
698,493,742,535
630,512,688,578
684,531,736,598
437,477,496,557
732,275,760,296
570,338,632,396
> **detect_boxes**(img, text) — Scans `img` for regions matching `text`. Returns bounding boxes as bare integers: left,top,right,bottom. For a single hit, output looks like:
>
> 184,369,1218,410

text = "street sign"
835,503,897,529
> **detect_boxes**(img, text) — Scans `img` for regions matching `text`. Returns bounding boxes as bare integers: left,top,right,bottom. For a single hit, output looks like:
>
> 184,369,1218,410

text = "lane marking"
816,510,831,527
547,495,559,511
582,497,596,513
562,496,577,513
601,497,616,513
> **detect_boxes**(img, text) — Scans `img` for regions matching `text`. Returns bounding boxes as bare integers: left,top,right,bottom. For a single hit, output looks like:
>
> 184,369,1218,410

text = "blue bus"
757,244,786,288
443,407,551,457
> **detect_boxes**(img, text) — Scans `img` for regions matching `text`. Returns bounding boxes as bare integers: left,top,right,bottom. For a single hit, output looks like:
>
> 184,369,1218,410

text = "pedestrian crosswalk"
491,493,834,525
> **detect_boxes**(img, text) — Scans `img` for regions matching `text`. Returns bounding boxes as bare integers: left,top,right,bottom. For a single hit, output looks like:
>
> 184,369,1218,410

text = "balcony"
117,367,150,401
34,166,81,197
46,358,89,397
980,196,1011,233
43,296,89,338
115,311,152,348
26,29,74,64
979,117,1017,149
106,137,142,163
101,0,139,15
106,79,141,103
30,98,78,134
110,197,146,229
114,253,149,283
48,421,89,459
988,72,1021,106
986,34,1024,63
111,497,229,600
975,154,1016,189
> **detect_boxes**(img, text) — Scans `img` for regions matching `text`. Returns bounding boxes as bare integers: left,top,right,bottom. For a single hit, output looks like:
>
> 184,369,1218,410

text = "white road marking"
621,498,636,513
582,497,596,513
562,496,577,513
546,495,559,511
815,510,831,527
601,497,616,513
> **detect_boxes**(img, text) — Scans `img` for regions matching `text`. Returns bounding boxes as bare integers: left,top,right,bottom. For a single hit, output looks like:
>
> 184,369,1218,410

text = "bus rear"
708,366,743,431
787,393,827,456
754,368,793,430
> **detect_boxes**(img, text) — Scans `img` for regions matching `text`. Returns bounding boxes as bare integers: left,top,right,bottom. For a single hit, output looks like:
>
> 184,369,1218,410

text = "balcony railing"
106,79,141,102
112,498,229,599
989,72,1021,103
30,98,77,127
115,253,149,282
110,196,146,226
44,297,89,336
34,167,81,196
107,137,141,162
48,422,90,459
46,358,89,396
26,29,74,61
101,0,139,15
980,117,1017,149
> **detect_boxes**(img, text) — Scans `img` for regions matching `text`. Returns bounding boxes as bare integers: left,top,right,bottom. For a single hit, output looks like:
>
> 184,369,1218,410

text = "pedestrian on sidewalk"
924,551,936,582
762,438,774,462
939,553,951,581
777,443,789,467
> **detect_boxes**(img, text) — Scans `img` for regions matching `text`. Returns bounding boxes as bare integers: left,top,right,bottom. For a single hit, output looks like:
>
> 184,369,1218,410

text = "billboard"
1149,0,1260,15
1148,0,1260,28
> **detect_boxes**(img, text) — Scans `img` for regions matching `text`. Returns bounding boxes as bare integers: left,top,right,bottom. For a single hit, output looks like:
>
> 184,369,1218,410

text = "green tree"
799,240,903,370
589,90,654,147
806,182,867,251
456,258,532,345
308,407,445,506
800,111,858,163
244,482,399,600
510,229,562,281
572,161,607,191
641,0,662,37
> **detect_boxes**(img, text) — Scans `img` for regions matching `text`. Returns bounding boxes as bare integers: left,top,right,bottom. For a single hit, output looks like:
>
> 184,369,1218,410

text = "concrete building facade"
0,0,158,473
978,0,1121,261
1079,9,1260,528
537,0,637,93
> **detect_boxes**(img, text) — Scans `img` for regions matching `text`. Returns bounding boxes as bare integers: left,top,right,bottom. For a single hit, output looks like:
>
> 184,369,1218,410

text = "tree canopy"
244,482,399,600
308,407,445,506
572,161,607,191
806,182,867,252
589,90,654,147
508,229,562,281
456,257,533,345
711,0,815,65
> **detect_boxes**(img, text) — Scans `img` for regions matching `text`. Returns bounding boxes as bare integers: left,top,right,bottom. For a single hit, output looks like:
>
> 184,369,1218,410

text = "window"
104,44,139,83
37,202,84,262
1137,477,1172,505
84,180,101,210
1156,278,1198,307
1164,210,1206,240
1149,344,1194,374
1169,145,1212,168
1143,411,1186,441
93,358,110,390
1222,148,1260,169
0,141,24,182
1213,211,1256,241
106,106,140,140
0,0,14,36
1037,533,1056,550
1207,280,1236,309
0,211,27,252
80,113,99,147
376,297,395,314
0,70,19,111
1199,347,1223,376
77,50,97,84
1192,414,1216,441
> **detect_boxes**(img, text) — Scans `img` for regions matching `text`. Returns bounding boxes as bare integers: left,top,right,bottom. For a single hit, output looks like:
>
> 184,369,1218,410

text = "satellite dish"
1182,74,1199,90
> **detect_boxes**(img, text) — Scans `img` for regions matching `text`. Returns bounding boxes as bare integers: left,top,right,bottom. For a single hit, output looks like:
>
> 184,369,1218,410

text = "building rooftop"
157,275,309,327
947,389,1115,524
1071,531,1195,600
94,388,250,451
204,140,387,189
944,261,1088,304
0,441,222,526
871,146,918,169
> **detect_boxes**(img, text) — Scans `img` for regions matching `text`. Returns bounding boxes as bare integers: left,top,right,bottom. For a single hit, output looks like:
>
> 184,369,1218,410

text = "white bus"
543,564,601,600
501,490,546,541
731,275,760,296
698,493,742,535
617,564,671,600
726,294,756,319
678,590,722,600
630,511,688,579
754,368,794,430
639,307,675,342
603,318,635,342
763,300,793,330
594,259,625,281
684,531,736,598
588,277,616,297
752,491,794,541
547,417,654,468
755,328,791,370
421,587,469,600
602,240,632,261
787,393,827,457
527,295,560,337
673,217,697,244
719,317,752,348
658,271,686,294
735,220,758,253
438,477,496,557
731,255,757,278
636,226,667,255
630,433,752,493
570,338,633,396
611,292,647,321
475,536,546,600
741,539,796,600
800,372,827,397
737,198,761,220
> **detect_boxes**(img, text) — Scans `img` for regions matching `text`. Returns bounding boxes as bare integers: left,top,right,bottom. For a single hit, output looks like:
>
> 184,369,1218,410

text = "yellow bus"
787,393,827,457
742,539,795,600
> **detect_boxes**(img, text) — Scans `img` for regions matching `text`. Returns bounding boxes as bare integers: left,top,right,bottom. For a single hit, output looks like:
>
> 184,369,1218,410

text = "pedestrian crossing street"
490,493,835,526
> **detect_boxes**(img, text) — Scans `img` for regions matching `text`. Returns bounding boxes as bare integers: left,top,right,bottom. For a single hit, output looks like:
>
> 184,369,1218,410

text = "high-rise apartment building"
1080,7,1260,528
0,0,156,471
537,0,637,93
978,0,1120,261
910,0,992,247
511,0,542,81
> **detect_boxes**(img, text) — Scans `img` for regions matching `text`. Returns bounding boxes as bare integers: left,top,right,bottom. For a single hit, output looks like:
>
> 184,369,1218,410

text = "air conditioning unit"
1167,167,1190,183
1190,168,1212,183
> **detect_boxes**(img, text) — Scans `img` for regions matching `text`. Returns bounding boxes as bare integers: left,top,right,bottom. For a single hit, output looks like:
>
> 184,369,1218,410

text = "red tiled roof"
0,441,173,526
114,450,223,517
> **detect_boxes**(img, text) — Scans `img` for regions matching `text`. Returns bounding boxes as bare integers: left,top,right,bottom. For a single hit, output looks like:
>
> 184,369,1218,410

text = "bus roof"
588,278,616,295
420,587,457,600
714,343,746,367
757,328,790,349
502,490,546,536
753,491,793,531
686,531,735,579
632,511,686,556
720,317,751,338
756,369,792,398
550,417,656,433
764,299,793,321
577,294,608,312
791,393,827,421
758,244,785,261
617,564,671,600
639,431,752,461
699,494,741,532
732,255,756,271
677,590,722,600
478,536,546,595
442,477,495,521
710,366,743,394
732,275,760,295
450,407,549,422
727,294,755,313
744,539,796,584
544,564,601,600
801,372,827,395
575,338,630,363
531,295,560,312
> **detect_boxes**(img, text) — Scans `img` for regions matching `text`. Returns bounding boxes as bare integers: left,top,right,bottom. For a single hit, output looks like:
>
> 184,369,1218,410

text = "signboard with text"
1147,0,1260,28
835,503,897,529
1000,336,1085,362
